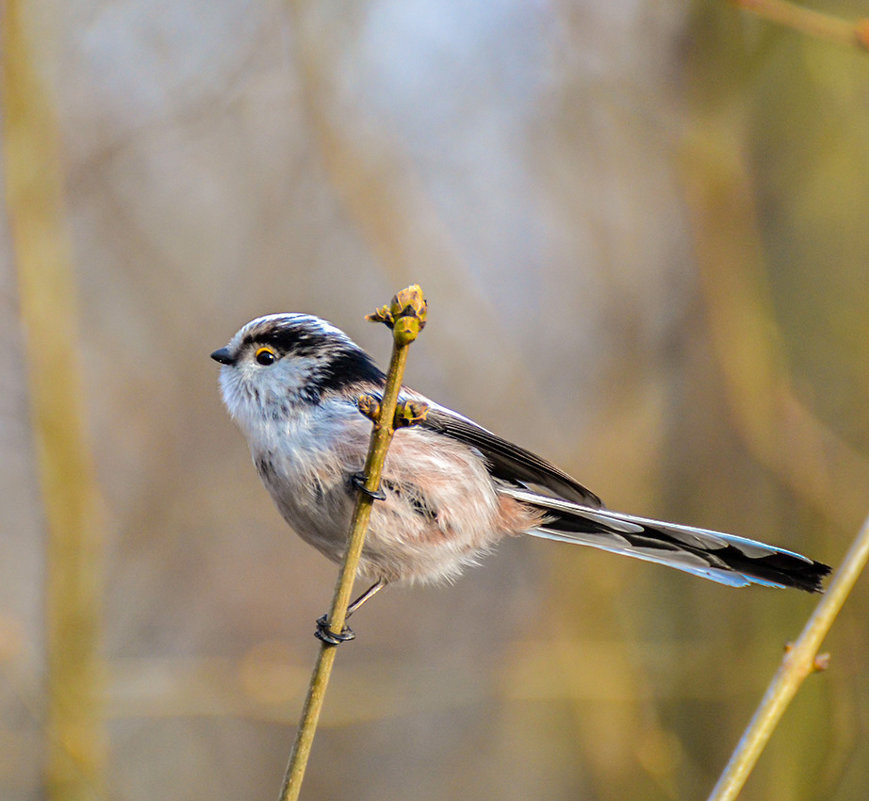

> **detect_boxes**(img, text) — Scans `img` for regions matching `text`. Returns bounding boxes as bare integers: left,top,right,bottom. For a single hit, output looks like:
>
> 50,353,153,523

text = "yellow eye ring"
254,347,277,366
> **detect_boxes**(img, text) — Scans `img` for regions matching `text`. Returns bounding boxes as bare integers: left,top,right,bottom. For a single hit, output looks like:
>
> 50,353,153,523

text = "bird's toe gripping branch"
350,472,387,502
314,615,355,646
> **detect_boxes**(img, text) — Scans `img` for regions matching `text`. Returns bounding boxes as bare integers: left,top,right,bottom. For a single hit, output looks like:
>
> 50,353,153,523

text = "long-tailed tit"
211,313,830,621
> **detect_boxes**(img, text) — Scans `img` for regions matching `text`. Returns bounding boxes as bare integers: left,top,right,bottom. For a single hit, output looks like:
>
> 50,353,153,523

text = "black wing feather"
420,403,602,507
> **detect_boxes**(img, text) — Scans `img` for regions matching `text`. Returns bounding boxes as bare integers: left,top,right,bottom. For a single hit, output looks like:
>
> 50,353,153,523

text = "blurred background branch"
2,1,106,800
682,128,869,531
729,0,869,51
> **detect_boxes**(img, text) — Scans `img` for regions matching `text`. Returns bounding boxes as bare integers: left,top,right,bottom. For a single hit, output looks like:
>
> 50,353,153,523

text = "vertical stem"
707,512,869,801
277,288,426,801
278,642,339,801
1,3,105,800
322,345,408,642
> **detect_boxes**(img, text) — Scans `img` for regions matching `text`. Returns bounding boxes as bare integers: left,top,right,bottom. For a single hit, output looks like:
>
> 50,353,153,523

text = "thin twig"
277,286,428,801
730,0,869,51
707,512,869,801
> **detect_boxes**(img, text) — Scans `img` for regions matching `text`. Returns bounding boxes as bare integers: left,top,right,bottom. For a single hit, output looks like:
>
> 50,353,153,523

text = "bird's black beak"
210,347,235,365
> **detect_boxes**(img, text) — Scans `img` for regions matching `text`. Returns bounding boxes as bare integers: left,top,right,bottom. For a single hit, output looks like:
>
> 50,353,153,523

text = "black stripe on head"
314,347,385,394
237,314,385,399
241,315,333,358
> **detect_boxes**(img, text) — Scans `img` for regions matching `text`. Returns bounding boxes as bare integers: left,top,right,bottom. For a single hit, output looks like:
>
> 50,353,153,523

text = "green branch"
707,512,869,801
729,0,869,51
277,285,428,801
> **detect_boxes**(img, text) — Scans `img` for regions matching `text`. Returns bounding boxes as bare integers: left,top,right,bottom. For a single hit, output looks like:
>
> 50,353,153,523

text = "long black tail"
501,487,831,592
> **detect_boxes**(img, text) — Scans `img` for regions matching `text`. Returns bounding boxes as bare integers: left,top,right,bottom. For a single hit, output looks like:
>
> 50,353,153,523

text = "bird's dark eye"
254,347,277,366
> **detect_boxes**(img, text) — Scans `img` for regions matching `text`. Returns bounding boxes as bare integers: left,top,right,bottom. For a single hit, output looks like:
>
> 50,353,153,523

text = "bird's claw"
315,614,356,646
351,472,386,501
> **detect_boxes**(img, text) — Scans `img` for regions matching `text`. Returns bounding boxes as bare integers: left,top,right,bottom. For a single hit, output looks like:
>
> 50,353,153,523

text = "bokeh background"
2,1,868,799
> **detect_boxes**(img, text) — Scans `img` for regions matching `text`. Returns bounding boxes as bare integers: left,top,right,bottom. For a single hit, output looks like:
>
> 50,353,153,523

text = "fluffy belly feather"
254,417,538,585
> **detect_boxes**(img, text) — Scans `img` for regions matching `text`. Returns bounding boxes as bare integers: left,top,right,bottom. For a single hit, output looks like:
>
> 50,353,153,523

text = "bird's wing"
499,486,830,592
418,402,602,507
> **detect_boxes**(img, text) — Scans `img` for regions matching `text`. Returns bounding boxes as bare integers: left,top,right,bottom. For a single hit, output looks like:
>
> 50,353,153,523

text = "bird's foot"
314,614,355,646
350,472,386,501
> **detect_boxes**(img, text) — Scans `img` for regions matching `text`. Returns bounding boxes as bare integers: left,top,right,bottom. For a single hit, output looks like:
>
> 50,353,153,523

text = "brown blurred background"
2,1,868,799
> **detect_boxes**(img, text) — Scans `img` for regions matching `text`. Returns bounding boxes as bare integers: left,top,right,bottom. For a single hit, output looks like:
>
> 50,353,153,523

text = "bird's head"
211,313,384,429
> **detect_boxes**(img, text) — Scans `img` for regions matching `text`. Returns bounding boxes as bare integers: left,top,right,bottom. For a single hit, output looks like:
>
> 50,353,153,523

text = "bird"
211,312,830,634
